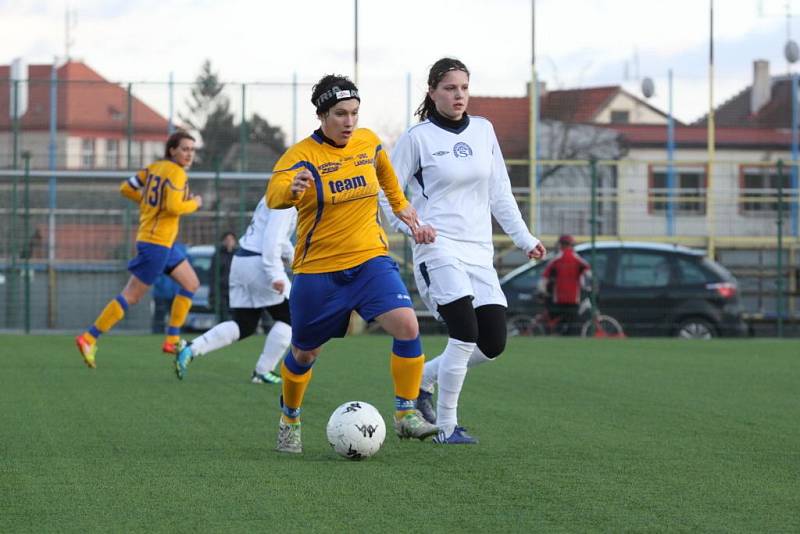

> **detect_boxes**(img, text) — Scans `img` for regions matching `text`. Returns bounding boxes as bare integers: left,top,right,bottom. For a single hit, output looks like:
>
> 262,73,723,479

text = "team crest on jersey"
453,142,473,158
319,162,341,174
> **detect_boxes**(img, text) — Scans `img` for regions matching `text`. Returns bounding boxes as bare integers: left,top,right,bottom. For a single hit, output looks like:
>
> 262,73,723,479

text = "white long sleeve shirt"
239,197,297,285
381,114,539,266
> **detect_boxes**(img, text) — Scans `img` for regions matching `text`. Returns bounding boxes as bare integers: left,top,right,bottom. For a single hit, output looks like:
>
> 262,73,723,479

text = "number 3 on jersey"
143,173,162,207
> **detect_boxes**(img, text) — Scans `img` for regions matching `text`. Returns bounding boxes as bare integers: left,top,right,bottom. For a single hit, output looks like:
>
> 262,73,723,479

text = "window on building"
740,166,792,214
649,167,707,215
81,138,95,169
610,110,630,124
106,139,119,169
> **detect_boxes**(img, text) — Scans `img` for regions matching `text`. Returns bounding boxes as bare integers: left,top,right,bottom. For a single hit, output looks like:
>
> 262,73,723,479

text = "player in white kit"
174,197,297,382
382,58,546,444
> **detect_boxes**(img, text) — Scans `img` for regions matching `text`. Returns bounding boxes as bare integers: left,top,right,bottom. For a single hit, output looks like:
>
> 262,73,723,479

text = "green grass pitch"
1,334,798,532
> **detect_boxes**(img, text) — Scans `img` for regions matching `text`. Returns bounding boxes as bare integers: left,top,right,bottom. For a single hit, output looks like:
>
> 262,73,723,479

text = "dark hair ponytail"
164,131,195,159
414,57,470,122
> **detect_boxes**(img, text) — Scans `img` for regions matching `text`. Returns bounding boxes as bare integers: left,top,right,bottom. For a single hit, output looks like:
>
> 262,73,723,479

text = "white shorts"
228,255,290,309
413,257,507,321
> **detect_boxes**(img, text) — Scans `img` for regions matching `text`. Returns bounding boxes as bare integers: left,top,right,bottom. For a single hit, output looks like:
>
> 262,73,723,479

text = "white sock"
254,321,292,374
423,346,497,393
420,356,441,393
190,321,240,357
468,346,494,368
435,338,476,429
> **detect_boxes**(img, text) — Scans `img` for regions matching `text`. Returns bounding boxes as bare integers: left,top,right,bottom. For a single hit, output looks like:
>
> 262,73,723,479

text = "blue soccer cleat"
415,388,436,424
433,426,478,445
174,340,194,380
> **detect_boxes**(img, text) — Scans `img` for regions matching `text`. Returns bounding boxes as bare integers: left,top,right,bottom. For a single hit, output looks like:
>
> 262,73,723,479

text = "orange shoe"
162,341,177,355
75,335,97,369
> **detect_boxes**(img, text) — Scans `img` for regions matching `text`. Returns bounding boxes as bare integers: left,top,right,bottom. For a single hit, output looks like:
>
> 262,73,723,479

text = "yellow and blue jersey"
120,159,199,247
266,128,409,274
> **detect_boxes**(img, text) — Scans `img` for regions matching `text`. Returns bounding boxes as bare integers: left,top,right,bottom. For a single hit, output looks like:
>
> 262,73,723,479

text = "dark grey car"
500,242,748,338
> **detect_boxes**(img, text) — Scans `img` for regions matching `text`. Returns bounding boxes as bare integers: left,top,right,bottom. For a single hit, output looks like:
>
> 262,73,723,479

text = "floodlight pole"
168,71,175,135
667,69,676,236
529,0,539,234
791,73,798,236
707,0,716,258
48,64,58,328
354,0,359,85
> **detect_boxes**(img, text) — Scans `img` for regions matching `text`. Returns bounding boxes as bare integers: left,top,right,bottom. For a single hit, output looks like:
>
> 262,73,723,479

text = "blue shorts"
127,241,188,285
289,255,414,350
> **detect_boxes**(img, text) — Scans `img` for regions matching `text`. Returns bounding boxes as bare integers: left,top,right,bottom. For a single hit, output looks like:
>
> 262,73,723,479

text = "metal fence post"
12,79,19,169
126,83,133,169
123,83,134,262
590,157,599,331
7,163,19,328
23,152,31,333
48,65,58,328
239,83,247,235
776,160,785,338
292,73,298,144
214,160,222,322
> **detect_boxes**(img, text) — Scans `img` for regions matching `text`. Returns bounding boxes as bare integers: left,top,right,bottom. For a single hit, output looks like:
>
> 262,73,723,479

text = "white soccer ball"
326,401,386,460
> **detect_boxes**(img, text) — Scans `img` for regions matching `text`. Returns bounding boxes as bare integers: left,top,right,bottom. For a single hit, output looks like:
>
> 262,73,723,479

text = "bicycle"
507,297,625,338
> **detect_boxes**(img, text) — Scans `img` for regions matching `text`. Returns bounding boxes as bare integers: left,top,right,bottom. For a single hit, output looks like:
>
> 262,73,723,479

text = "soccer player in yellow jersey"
267,74,438,453
75,131,203,367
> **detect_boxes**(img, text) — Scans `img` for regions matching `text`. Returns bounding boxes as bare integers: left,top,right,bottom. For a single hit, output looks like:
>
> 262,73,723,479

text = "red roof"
541,86,620,122
693,77,795,129
0,61,167,138
469,87,791,157
604,124,792,149
467,96,530,159
469,86,656,158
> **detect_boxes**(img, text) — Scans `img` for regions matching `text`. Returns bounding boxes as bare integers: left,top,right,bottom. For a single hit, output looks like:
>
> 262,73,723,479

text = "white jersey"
238,197,297,286
380,114,539,266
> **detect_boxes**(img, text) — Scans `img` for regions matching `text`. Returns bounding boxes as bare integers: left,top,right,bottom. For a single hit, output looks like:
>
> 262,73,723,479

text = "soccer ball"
326,401,386,460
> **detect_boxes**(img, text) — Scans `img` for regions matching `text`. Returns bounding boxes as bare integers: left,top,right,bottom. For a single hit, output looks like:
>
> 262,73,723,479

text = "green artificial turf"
0,335,798,533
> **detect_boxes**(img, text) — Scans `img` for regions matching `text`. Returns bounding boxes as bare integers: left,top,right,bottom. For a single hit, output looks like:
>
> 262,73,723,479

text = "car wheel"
675,317,717,339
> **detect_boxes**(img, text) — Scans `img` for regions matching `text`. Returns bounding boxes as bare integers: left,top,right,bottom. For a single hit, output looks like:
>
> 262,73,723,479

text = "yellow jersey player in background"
267,74,439,453
75,131,203,368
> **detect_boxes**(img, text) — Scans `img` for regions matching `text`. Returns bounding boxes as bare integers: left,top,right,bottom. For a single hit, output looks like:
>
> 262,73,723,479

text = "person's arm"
378,133,415,236
486,125,545,259
279,210,297,261
373,134,426,238
579,257,592,291
267,149,309,209
261,208,294,293
375,144,409,214
163,169,200,215
119,170,146,203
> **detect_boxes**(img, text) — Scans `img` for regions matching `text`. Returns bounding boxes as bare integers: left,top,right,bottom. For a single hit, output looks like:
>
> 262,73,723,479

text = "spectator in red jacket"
538,235,591,334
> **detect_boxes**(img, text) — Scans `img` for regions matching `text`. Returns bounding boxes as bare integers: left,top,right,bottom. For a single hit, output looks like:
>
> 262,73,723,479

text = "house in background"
0,60,169,170
468,60,795,240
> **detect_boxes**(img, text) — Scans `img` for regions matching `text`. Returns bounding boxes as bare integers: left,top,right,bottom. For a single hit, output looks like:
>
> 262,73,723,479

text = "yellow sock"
165,293,193,345
280,360,313,423
391,353,424,416
85,296,127,343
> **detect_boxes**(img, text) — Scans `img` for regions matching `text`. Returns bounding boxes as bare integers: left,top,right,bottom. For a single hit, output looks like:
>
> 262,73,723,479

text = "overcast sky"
3,0,799,142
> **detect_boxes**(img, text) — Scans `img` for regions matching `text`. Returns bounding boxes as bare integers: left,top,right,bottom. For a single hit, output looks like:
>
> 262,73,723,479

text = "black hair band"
315,86,360,113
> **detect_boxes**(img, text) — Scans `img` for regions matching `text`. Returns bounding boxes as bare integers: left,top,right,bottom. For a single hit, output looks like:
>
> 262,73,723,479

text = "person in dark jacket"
210,231,237,321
